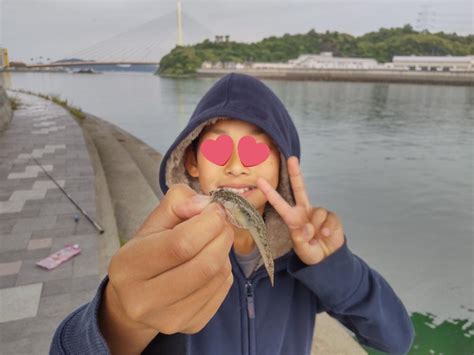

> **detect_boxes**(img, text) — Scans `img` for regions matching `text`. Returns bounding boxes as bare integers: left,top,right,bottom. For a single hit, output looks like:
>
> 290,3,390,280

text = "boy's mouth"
218,185,257,195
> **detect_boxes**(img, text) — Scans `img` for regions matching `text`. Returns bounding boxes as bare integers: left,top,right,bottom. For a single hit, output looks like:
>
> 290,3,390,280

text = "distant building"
201,52,474,73
202,52,379,71
286,52,378,69
291,52,378,69
250,62,294,69
0,48,10,68
392,55,474,72
215,35,230,43
248,52,378,70
201,61,246,70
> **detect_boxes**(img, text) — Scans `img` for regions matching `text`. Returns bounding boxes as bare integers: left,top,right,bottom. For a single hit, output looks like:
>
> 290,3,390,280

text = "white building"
247,52,378,70
201,52,379,71
392,55,474,72
287,52,378,70
251,62,293,69
201,61,246,69
201,53,474,73
214,35,230,43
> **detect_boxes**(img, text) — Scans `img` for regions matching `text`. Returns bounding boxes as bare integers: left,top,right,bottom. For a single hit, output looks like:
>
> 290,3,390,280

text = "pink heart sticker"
238,136,270,167
200,134,233,166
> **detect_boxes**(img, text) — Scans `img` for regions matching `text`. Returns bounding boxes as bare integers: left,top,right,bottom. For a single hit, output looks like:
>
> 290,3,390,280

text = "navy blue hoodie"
51,73,415,354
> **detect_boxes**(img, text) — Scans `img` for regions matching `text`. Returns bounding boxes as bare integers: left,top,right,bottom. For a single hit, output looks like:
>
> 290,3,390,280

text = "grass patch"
12,89,86,120
48,94,86,120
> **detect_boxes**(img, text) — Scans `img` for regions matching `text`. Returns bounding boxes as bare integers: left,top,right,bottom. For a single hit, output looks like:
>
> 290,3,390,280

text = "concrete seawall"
197,68,474,86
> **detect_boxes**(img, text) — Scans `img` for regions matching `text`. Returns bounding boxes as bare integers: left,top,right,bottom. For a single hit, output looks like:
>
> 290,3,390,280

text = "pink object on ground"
36,244,81,270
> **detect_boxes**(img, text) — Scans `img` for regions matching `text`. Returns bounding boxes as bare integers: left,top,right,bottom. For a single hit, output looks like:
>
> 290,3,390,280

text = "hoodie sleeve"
287,236,415,355
50,275,111,354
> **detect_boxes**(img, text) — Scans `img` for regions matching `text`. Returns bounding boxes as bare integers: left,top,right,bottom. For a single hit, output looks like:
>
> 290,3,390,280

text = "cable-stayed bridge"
30,9,214,68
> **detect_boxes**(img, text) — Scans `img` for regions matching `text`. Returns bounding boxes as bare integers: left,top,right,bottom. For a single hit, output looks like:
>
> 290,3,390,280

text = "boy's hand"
100,184,234,354
257,156,345,265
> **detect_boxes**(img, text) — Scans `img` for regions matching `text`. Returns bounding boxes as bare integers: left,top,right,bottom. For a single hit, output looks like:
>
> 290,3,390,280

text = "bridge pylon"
176,0,184,46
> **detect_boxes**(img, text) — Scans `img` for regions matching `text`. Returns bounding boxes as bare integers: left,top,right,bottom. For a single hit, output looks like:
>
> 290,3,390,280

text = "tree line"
157,24,474,76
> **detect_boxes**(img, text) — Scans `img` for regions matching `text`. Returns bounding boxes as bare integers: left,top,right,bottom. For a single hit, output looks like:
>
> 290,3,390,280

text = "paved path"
0,92,102,354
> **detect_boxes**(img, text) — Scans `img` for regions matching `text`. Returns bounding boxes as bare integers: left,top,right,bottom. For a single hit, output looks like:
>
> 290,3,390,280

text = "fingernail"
322,228,331,237
191,194,211,208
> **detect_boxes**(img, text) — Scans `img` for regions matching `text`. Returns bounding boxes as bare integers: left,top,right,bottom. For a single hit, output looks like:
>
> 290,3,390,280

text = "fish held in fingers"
209,188,275,286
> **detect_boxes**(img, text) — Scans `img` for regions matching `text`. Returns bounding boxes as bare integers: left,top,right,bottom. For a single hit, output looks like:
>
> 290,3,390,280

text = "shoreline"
4,68,472,86
197,68,474,86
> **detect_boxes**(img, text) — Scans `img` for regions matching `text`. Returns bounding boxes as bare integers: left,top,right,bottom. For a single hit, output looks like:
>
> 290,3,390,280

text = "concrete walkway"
0,92,101,354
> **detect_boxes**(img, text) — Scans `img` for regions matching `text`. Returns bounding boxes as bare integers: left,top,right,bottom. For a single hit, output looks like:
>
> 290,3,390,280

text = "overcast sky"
1,0,472,62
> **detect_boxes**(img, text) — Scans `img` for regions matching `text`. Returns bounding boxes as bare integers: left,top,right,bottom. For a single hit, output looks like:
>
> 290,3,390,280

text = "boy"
51,73,414,354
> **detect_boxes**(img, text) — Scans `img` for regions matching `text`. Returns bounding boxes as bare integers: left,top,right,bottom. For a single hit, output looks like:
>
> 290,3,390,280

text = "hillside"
157,24,473,77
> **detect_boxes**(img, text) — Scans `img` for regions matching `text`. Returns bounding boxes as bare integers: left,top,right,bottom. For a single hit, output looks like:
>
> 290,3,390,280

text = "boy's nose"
224,147,249,176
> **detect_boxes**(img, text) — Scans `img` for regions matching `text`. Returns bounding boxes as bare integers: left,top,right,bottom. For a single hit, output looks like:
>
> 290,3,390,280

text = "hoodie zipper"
245,279,256,355
231,248,287,355
246,280,255,319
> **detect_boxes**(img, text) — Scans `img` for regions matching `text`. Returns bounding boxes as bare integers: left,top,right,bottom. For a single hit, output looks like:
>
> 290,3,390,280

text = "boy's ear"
184,145,199,178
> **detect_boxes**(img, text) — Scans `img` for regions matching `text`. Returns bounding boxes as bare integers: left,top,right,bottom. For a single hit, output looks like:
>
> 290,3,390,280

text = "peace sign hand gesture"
257,156,345,265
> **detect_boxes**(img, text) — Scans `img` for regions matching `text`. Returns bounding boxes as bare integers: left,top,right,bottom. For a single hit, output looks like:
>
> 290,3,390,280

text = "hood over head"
159,72,302,263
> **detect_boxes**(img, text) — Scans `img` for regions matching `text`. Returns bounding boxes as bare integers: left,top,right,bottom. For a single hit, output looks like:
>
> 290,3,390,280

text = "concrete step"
89,116,163,200
73,114,159,245
79,126,121,278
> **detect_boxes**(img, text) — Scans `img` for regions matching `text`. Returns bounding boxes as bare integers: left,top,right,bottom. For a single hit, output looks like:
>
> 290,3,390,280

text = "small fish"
209,188,274,286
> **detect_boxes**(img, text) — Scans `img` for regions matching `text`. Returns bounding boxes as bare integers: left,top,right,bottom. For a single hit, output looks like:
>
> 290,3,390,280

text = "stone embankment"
197,68,474,86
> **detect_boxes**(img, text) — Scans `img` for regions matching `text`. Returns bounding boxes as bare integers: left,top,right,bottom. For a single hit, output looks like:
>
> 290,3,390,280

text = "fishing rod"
32,157,105,234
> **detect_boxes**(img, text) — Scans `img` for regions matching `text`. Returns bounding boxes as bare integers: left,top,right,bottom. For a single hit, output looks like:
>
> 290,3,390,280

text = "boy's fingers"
152,271,233,335
312,239,331,258
310,207,328,233
257,176,292,218
309,210,336,257
257,177,309,229
134,184,212,237
319,212,341,237
320,211,340,237
288,156,311,209
292,223,315,245
136,217,234,304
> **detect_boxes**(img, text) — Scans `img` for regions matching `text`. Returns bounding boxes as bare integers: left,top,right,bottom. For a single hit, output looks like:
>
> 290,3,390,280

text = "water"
2,71,473,352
